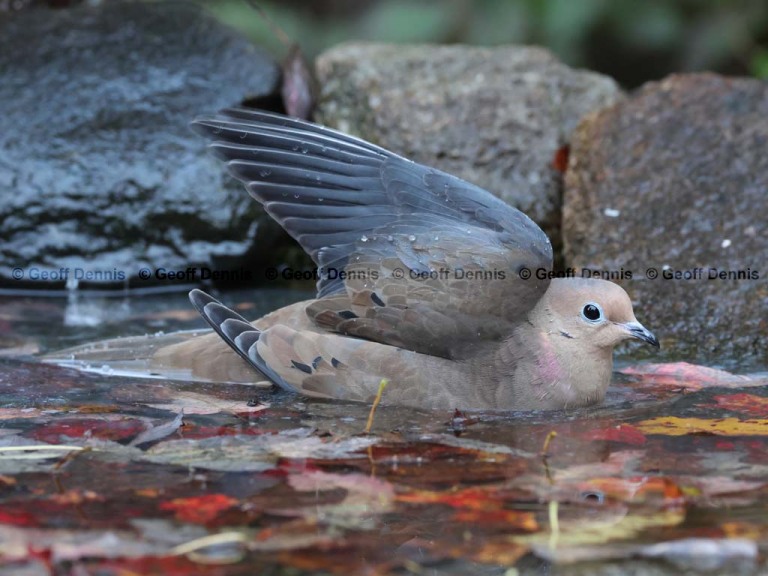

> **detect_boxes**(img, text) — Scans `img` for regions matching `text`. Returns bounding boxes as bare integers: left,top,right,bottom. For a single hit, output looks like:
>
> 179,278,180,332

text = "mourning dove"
149,108,657,411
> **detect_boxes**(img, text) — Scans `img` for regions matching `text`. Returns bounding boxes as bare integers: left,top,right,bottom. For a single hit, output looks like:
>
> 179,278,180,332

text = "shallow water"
0,288,766,575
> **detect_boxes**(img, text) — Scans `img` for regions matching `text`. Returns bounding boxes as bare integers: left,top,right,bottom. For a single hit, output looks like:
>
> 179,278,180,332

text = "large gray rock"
564,74,768,365
315,42,623,249
0,1,280,288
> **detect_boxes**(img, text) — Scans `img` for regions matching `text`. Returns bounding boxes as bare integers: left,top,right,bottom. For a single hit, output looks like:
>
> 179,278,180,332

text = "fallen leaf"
397,487,538,531
699,393,768,417
639,538,757,571
147,391,270,415
519,508,684,551
129,412,184,447
635,417,768,436
287,471,395,529
620,362,766,390
160,494,239,524
0,407,48,420
551,145,570,172
452,538,529,566
142,430,376,472
584,424,647,445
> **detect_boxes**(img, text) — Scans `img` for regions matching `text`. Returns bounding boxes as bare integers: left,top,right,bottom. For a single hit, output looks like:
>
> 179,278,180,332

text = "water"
0,287,765,575
0,287,311,354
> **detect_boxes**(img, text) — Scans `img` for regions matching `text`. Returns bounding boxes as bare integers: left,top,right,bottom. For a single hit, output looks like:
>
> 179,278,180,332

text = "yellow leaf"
635,417,768,436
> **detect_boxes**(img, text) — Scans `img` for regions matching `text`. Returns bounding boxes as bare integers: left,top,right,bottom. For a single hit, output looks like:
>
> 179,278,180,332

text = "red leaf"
585,424,647,445
160,493,238,524
706,394,768,417
620,362,765,390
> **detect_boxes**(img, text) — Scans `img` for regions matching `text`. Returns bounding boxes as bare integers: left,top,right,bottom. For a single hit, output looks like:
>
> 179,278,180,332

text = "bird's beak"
622,321,660,348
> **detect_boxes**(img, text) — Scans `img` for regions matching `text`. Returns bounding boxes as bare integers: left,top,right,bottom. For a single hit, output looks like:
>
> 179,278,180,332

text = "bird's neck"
527,309,614,408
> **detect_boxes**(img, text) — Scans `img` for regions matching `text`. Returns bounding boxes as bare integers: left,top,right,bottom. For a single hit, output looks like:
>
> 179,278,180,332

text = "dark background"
200,0,768,89
7,0,767,88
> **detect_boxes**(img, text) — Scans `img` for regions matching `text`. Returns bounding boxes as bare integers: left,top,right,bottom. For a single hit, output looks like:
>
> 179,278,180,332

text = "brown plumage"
47,110,658,410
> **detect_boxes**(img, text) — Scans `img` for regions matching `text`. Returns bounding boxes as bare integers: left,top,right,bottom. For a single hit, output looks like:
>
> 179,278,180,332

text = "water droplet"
239,131,247,139
301,147,308,154
386,235,394,242
258,169,272,178
293,194,300,199
318,198,324,202
360,235,369,242
408,235,416,242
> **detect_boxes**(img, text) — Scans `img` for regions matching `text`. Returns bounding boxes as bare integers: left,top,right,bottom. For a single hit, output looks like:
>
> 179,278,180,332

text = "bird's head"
533,278,659,351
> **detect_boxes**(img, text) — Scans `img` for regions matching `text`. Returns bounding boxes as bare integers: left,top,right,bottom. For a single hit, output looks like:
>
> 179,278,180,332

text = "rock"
563,74,768,365
314,42,623,249
0,1,280,289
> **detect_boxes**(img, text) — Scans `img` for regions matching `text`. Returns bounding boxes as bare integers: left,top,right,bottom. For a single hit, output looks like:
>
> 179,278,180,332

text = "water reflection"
0,286,313,354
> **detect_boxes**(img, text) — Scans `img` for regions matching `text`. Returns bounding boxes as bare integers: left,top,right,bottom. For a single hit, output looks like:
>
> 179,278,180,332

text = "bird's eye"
581,303,603,323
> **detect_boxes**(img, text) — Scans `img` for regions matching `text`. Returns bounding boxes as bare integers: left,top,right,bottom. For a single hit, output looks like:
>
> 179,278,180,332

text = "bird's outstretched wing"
192,109,552,359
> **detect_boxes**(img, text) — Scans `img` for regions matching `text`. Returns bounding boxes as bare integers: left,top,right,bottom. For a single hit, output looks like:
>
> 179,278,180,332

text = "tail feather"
188,289,297,393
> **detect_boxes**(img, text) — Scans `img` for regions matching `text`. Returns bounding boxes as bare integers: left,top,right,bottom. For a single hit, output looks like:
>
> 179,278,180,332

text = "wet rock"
315,42,622,248
0,1,280,288
563,74,768,365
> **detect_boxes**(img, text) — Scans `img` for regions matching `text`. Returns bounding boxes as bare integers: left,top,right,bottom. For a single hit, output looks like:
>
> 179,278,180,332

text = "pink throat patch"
536,332,563,384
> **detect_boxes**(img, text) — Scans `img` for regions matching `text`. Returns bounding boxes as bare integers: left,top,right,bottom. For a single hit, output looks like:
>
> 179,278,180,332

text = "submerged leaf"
636,417,768,436
700,393,768,417
160,494,239,525
621,362,767,389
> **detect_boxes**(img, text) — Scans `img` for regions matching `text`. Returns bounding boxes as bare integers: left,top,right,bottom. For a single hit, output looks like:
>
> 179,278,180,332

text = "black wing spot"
370,293,385,307
291,360,313,374
338,310,358,319
312,355,322,369
331,357,341,368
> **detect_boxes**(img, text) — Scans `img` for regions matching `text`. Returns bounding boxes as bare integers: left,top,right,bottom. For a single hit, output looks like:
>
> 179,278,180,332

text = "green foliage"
197,0,768,87
751,48,768,79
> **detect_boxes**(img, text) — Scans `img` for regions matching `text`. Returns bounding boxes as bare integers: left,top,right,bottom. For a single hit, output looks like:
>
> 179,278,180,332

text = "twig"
541,430,557,485
541,430,557,458
364,379,388,434
54,446,92,471
0,445,88,460
548,500,560,550
245,0,292,49
172,531,248,564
